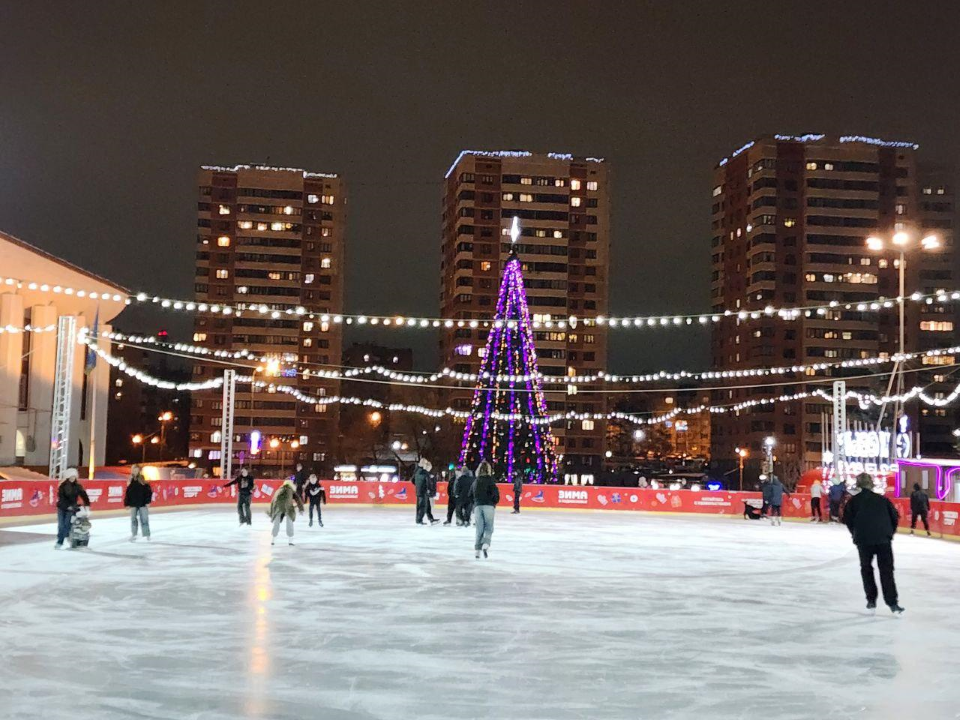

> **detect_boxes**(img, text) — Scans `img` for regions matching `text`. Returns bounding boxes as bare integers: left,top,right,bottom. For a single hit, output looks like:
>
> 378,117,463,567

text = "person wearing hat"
413,458,438,525
843,473,904,614
268,479,304,546
55,468,90,549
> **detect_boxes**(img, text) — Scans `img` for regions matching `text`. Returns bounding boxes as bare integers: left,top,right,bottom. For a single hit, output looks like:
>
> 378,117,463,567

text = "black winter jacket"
413,468,431,497
453,470,475,500
224,474,256,497
56,481,90,510
910,489,930,514
473,475,500,507
844,489,899,546
305,481,326,505
124,480,153,508
293,469,309,496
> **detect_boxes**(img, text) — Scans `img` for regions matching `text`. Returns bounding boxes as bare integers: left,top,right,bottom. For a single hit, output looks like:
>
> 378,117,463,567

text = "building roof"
445,150,605,178
717,134,919,168
201,164,339,179
0,230,128,294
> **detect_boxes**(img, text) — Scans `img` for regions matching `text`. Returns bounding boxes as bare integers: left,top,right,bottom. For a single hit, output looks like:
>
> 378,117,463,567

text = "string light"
0,324,58,334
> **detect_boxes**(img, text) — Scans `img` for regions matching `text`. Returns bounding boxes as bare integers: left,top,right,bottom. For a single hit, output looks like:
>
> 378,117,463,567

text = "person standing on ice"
454,464,475,526
843,472,904,614
292,462,309,500
305,473,326,527
268,479,304,546
413,458,438,525
760,476,773,517
444,467,463,525
511,472,523,514
473,461,500,559
124,465,152,542
224,466,255,526
767,475,789,526
909,483,931,536
809,478,824,522
54,468,90,549
828,479,846,522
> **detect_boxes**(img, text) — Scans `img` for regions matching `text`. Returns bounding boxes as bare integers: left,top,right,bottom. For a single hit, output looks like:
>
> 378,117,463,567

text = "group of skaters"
52,465,153,548
223,463,327,545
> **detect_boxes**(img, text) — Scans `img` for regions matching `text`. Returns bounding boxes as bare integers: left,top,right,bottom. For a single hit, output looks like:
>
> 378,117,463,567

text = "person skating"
844,472,904,615
909,483,931,536
224,467,255,525
767,475,790,526
124,465,152,542
828,479,846,522
55,468,90,549
809,478,824,522
473,461,500,559
305,473,326,527
760,476,772,517
292,462,309,500
454,464,475,526
413,458,438,525
268,479,304,546
444,468,462,525
511,473,523,514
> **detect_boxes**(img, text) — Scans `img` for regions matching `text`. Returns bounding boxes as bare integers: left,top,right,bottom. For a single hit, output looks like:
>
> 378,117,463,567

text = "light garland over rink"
0,323,58,334
103,329,960,389
5,272,960,332
79,332,960,425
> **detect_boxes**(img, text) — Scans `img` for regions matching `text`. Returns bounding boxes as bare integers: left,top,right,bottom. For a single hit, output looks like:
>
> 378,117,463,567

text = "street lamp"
157,411,174,461
735,447,748,491
866,230,940,434
763,436,775,475
132,434,146,463
369,411,382,426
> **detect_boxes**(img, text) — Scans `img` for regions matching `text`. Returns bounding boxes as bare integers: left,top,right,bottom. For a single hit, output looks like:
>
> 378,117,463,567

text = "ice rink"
2,505,959,720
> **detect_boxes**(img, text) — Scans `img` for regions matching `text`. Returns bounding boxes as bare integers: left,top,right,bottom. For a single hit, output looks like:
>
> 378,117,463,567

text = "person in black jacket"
413,458,438,525
124,465,152,542
454,465,475,526
909,483,931,536
511,473,523,514
55,468,90,549
292,462,309,500
304,473,326,527
224,467,255,525
473,461,500,559
844,473,904,614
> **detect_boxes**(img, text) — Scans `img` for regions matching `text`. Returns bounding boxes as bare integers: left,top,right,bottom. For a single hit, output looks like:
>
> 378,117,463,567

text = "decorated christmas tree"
459,218,559,483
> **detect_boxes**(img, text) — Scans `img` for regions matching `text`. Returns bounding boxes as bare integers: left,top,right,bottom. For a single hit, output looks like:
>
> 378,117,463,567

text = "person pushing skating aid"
55,468,90,549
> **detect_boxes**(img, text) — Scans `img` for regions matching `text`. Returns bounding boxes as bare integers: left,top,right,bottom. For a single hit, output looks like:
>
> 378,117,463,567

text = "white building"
0,231,126,469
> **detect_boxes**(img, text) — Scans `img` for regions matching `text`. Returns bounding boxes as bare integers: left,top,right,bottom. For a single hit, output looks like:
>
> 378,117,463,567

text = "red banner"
1,479,958,538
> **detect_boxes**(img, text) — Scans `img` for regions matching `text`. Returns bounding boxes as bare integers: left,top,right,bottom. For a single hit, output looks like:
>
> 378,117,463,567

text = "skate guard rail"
1,480,956,538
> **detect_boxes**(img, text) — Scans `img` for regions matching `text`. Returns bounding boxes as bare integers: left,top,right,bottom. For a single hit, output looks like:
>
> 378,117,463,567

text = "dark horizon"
2,1,959,370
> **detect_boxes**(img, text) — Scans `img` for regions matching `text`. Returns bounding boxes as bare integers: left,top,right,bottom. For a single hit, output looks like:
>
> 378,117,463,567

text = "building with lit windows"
440,151,610,478
189,165,346,475
709,135,956,478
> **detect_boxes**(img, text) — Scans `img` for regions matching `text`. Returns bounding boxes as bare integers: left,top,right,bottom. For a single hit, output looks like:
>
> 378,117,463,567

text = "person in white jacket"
810,479,824,523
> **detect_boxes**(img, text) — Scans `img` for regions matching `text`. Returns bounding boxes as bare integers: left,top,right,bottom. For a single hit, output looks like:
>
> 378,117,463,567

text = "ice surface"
1,507,959,720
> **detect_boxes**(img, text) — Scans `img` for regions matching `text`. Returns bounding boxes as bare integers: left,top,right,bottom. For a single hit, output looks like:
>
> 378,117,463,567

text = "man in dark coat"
760,476,772,517
454,465,475,526
909,483,931,536
292,462,309,500
843,473,904,614
511,473,523,514
224,467,255,525
828,480,846,522
413,458,438,525
767,475,789,526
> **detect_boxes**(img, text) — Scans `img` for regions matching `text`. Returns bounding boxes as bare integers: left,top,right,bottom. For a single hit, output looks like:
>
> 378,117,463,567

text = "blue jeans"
130,507,150,537
474,506,495,550
56,508,72,545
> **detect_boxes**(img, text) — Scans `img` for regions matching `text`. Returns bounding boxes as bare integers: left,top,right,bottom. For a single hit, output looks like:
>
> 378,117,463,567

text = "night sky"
2,2,959,371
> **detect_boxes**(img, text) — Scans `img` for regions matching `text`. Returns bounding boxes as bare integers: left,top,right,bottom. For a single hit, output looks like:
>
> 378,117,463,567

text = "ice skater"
55,468,90,549
455,464,475,526
767,475,789,526
809,477,824,522
828,479,846,522
473,461,500,559
268,479,304,546
305,473,326,527
760,475,772,517
293,461,309,500
444,469,461,525
844,473,904,615
414,458,438,525
910,483,931,536
511,472,523,514
224,466,255,525
124,465,152,542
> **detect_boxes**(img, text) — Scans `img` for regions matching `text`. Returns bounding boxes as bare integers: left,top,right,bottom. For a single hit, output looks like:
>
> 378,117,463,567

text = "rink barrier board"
1,480,957,538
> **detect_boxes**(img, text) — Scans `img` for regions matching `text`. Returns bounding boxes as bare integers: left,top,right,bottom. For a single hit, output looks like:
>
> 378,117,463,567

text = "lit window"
193,332,207,342
894,222,905,232
282,205,293,215
217,236,231,247
554,178,566,187
920,321,954,332
878,258,888,269
305,273,315,284
270,222,284,231
570,179,581,190
257,222,268,231
308,194,319,203
860,257,871,266
321,258,331,269
321,228,331,237
455,343,473,356
211,431,221,443
218,205,230,215
115,378,123,388
238,221,253,229
582,419,595,431
923,355,954,365
824,163,834,171
664,397,674,404
215,269,228,279
321,195,335,205
922,187,933,195
805,162,817,170
237,286,248,294
553,230,563,238
480,261,491,271
520,193,533,202
896,204,905,215
571,197,582,207
783,218,796,227
535,229,547,238
502,192,515,201
303,338,312,347
712,185,722,197
587,181,598,191
520,177,532,185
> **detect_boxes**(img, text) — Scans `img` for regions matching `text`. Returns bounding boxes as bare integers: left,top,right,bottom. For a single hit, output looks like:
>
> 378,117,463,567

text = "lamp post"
865,230,940,438
763,436,775,476
132,433,145,464
735,447,748,491
157,411,173,461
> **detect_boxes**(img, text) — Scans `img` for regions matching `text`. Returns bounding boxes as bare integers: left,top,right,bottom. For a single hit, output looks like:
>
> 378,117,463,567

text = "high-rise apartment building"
441,151,610,477
709,135,956,476
190,165,346,475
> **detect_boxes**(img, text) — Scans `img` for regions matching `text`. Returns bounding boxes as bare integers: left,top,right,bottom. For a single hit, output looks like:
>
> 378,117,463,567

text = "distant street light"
735,447,748,492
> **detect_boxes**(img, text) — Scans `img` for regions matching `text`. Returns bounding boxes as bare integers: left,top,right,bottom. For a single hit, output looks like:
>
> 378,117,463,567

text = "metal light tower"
49,316,77,480
219,369,236,481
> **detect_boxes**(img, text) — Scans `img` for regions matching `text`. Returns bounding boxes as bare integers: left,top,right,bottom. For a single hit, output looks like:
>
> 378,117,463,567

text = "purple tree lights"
458,238,558,483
